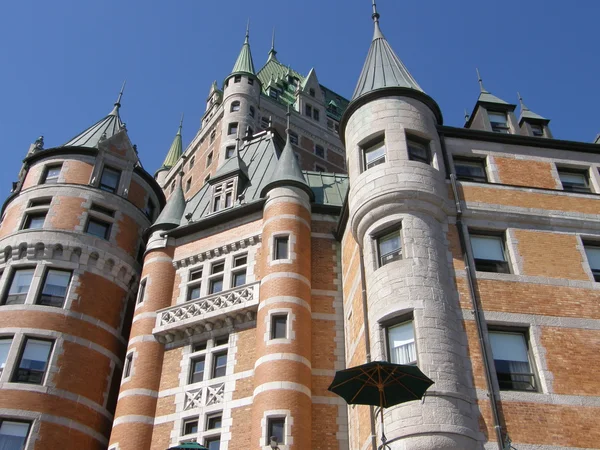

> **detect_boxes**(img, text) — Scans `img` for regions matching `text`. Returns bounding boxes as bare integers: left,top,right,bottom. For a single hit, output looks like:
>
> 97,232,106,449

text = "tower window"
207,152,213,167
470,232,510,273
386,319,416,365
313,109,320,121
12,338,53,384
230,101,240,112
249,106,255,118
0,338,13,376
99,167,121,193
123,352,133,378
0,420,31,449
271,314,288,339
225,146,235,159
4,268,34,305
85,217,111,240
377,229,402,267
289,131,298,145
186,178,192,192
489,330,537,391
248,77,254,85
189,357,205,383
37,269,72,308
363,139,386,171
144,198,156,220
453,157,488,182
41,164,62,184
267,417,285,446
488,111,510,133
212,351,227,378
305,104,312,117
22,212,46,230
530,123,544,137
234,75,242,83
407,136,431,165
228,123,238,136
210,130,216,143
557,168,591,193
274,236,289,260
137,279,147,304
309,88,315,97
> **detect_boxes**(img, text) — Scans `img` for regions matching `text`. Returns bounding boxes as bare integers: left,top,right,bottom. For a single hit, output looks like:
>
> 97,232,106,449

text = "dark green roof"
230,31,255,76
158,120,183,172
518,94,548,122
152,177,185,230
63,104,125,148
304,171,348,206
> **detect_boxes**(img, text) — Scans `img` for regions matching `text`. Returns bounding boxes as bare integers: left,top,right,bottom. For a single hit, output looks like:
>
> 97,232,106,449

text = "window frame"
22,212,47,230
488,110,510,133
12,337,54,385
3,267,35,305
267,417,286,446
85,217,111,240
453,157,488,183
583,241,600,282
211,351,227,379
99,166,122,194
469,231,511,274
270,314,288,340
188,356,206,384
314,145,325,159
123,352,133,379
137,278,147,305
41,164,62,184
530,123,544,137
406,135,431,165
362,137,386,171
36,268,72,308
211,179,236,213
230,101,240,112
383,316,417,366
273,236,289,261
182,417,199,436
376,228,402,267
557,167,591,194
232,254,248,288
228,122,238,136
233,75,241,83
0,419,31,450
289,131,299,145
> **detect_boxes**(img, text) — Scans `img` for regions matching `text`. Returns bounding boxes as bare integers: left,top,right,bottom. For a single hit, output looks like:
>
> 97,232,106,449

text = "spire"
158,116,184,172
151,172,186,231
63,84,127,148
517,92,548,121
268,28,277,61
261,106,313,199
352,1,423,100
474,68,510,105
476,68,487,93
231,22,256,75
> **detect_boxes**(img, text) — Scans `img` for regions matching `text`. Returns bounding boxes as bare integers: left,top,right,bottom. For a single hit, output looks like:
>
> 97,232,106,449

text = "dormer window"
309,88,315,97
211,179,236,213
270,89,279,99
489,111,510,133
305,104,312,117
530,124,544,137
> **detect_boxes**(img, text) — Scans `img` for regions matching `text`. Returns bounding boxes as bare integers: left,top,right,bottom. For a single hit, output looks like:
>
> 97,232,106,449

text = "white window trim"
265,308,295,344
261,410,293,449
269,233,295,266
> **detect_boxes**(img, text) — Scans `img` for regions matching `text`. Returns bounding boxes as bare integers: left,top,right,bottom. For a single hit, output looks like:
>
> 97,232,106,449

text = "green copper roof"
352,11,423,100
518,93,548,122
158,118,183,171
231,28,255,76
476,69,510,106
304,171,348,206
152,176,185,230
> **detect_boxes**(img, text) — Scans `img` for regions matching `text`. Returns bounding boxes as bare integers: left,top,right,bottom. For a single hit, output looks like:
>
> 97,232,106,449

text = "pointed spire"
476,68,487,93
110,80,126,116
268,28,278,61
474,68,510,105
152,172,186,230
352,1,423,100
517,92,548,121
158,117,184,171
231,22,256,75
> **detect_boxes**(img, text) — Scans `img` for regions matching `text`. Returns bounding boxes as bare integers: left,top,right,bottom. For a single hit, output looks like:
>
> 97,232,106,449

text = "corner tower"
340,3,480,449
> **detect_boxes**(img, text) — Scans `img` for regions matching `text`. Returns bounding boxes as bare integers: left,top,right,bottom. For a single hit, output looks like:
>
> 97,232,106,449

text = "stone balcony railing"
153,282,259,343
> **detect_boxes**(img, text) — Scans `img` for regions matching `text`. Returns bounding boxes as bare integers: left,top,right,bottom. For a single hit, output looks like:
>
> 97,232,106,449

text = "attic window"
488,111,510,133
211,179,236,213
309,88,315,97
530,124,544,137
269,89,279,99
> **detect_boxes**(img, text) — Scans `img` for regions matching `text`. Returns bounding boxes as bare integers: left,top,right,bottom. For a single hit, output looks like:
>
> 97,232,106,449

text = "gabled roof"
518,93,548,123
230,27,255,76
158,119,183,172
352,11,423,100
63,103,125,148
475,69,512,107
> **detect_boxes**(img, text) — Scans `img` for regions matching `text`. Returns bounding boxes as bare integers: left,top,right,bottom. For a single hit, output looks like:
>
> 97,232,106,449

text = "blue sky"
0,0,598,201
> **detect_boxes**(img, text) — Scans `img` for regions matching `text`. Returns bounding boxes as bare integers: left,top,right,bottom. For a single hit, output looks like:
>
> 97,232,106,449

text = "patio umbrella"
328,361,434,448
167,443,208,450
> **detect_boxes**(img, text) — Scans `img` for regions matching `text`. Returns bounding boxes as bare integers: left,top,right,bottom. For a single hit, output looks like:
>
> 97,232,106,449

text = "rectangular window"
4,268,34,305
193,341,207,352
13,338,53,384
305,104,312,117
41,164,62,184
137,279,146,304
271,315,287,339
0,338,13,376
233,254,247,287
225,146,235,159
183,418,199,435
99,167,121,193
206,414,222,430
123,353,133,378
489,330,536,391
234,75,241,83
289,132,298,145
189,357,205,384
315,145,325,158
260,117,270,129
315,165,326,172
248,78,254,85
28,198,51,208
269,89,279,99
205,436,221,450
313,109,320,121
377,230,402,267
228,123,238,136
209,278,223,295
212,352,227,378
530,123,544,137
387,320,416,365
211,261,224,274
470,233,510,273
225,192,233,208
190,269,203,281
23,212,46,230
213,195,221,213
454,157,488,182
189,156,195,168
584,243,600,282
488,111,510,133
187,284,201,302
207,152,213,167
274,236,289,261
363,139,385,170
37,269,72,307
90,203,115,217
407,136,430,164
0,420,30,450
558,168,591,193
214,336,229,347
186,178,192,192
144,198,156,220
85,218,111,240
267,417,285,445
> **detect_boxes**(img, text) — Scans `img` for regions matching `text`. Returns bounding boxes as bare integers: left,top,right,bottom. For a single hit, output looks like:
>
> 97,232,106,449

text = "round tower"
219,25,261,167
339,5,480,450
109,176,184,450
0,94,163,449
251,124,315,448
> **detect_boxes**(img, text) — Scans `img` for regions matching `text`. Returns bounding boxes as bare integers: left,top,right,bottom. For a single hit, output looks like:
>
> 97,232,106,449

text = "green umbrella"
167,443,208,450
328,361,434,448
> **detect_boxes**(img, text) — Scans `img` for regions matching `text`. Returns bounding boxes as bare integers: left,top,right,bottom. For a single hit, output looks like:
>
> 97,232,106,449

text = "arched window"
249,106,255,118
230,101,240,112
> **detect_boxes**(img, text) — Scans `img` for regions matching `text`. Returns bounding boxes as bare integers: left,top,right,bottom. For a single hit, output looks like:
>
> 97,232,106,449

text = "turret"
218,23,261,167
155,116,184,187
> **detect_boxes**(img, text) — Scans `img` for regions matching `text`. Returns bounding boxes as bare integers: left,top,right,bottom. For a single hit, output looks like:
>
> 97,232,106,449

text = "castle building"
1,3,599,450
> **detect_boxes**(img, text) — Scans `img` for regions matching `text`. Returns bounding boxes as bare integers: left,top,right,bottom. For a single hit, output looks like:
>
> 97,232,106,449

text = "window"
0,420,30,450
210,130,216,143
41,164,62,184
260,116,270,129
4,268,34,305
211,180,235,212
171,180,176,192
377,230,402,267
530,123,544,137
232,255,247,287
22,212,46,230
584,243,600,282
13,338,53,384
327,119,334,130
207,414,222,431
488,111,510,133
186,178,192,192
28,198,51,208
309,88,315,97
90,203,115,217
407,136,430,164
37,269,71,307
187,282,201,302
271,315,287,339
454,157,487,182
189,357,205,384
267,417,285,445
489,330,536,391
269,89,279,99
249,106,255,118
225,146,235,159
558,168,591,193
137,279,147,304
183,418,199,435
387,320,416,365
228,123,238,136
207,152,213,167
234,75,241,83
190,268,203,281
289,131,298,145
230,101,240,112
209,277,223,294
315,164,326,173
314,145,325,159
248,78,254,85
363,139,385,170
99,167,121,193
313,109,320,121
470,233,510,273
212,352,227,378
123,353,133,378
0,338,13,376
85,218,111,240
274,236,289,260
189,156,195,169
205,436,221,450
305,104,313,117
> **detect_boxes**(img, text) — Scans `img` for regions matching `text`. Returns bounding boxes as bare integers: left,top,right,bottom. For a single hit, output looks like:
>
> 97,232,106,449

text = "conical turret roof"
352,5,423,100
151,175,186,230
231,24,255,76
158,117,184,172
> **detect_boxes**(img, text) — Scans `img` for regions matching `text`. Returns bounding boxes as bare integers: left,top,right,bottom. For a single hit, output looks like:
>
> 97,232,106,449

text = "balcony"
153,282,259,343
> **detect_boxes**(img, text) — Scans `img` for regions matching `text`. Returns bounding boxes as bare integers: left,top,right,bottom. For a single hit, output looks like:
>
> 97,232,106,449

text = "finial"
476,68,487,93
371,0,384,39
372,0,380,22
178,113,184,134
517,92,529,111
115,80,126,107
464,109,470,122
245,19,250,42
268,28,277,59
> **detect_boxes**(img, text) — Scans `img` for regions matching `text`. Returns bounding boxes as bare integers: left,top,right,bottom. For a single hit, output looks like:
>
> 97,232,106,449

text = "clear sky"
1,0,598,201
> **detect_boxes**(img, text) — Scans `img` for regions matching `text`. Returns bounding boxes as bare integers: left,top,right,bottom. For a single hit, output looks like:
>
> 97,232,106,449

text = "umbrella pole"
379,407,389,449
